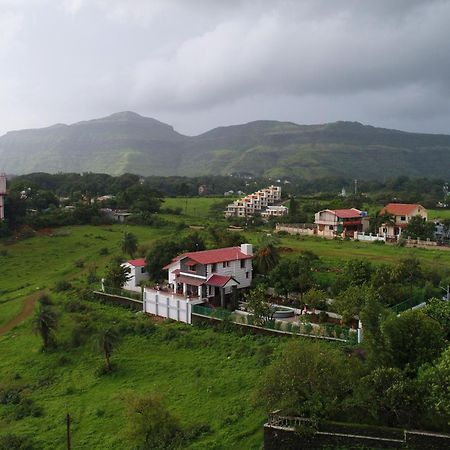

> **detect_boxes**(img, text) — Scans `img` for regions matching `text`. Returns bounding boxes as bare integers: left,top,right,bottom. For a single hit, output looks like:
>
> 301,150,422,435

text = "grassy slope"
0,225,171,328
0,302,277,449
0,221,281,448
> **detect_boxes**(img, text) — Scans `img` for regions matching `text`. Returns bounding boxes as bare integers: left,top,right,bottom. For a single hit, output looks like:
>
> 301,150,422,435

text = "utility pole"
66,413,71,450
354,179,358,196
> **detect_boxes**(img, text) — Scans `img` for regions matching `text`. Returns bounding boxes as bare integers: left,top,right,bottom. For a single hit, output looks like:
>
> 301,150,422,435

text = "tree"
126,394,183,449
381,310,445,373
121,232,138,259
419,346,450,427
335,259,372,292
32,295,58,351
392,256,423,298
352,367,425,428
257,340,358,419
403,215,435,241
253,236,279,275
334,284,375,325
104,257,131,289
97,327,120,372
303,288,328,311
423,297,450,339
245,285,276,327
270,259,297,301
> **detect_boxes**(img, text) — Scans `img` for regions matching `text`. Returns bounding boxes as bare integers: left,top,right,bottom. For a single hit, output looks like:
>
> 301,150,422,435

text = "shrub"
0,387,21,405
99,247,109,256
74,259,84,268
256,345,274,367
54,280,72,292
0,434,34,450
318,311,329,323
13,398,43,420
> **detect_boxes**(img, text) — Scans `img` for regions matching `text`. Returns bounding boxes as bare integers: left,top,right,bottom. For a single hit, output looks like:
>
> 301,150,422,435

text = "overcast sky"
1,0,450,136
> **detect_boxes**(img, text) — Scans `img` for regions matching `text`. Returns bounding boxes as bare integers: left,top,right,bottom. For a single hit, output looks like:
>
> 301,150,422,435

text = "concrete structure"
315,208,369,238
261,205,289,219
225,185,282,218
0,173,6,221
144,244,253,318
378,203,427,239
122,258,149,292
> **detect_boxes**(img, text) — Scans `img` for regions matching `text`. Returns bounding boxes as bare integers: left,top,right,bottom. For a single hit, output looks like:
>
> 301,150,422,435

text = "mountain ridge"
1,112,449,178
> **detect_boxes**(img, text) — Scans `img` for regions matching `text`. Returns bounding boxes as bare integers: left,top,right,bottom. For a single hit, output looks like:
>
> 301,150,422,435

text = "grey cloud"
0,0,450,136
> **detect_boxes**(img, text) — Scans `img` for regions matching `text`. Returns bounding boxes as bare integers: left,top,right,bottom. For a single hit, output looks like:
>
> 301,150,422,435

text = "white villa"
144,244,253,323
224,185,284,218
121,258,149,292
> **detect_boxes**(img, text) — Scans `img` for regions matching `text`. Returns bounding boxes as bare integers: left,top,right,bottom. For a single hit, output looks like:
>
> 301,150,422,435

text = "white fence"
354,232,386,242
143,288,204,324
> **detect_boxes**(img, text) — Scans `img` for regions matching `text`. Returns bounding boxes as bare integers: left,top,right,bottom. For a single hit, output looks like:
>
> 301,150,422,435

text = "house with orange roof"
314,208,369,238
378,203,427,239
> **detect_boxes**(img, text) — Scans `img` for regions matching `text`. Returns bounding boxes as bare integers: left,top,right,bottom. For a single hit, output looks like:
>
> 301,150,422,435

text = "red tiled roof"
333,208,362,219
127,258,146,267
175,275,205,286
171,247,252,266
206,274,239,288
380,203,424,216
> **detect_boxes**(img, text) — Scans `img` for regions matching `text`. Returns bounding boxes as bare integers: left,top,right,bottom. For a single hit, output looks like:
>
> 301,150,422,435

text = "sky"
1,0,450,136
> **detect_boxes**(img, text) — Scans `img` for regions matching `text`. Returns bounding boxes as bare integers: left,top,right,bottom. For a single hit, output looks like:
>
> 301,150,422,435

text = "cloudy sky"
1,0,450,136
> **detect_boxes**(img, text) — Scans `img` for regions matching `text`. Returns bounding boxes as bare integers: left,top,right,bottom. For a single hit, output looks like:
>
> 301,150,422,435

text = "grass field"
0,296,281,449
163,197,231,218
0,225,172,328
271,234,450,270
428,209,450,220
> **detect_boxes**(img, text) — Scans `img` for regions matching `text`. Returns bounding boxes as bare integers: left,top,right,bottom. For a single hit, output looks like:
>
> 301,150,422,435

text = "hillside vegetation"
1,112,450,178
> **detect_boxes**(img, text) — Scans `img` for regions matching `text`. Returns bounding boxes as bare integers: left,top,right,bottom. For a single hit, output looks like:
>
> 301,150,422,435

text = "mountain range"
1,111,449,179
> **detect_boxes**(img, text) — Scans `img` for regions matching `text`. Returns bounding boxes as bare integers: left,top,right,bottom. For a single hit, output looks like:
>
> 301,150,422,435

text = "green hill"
1,112,449,178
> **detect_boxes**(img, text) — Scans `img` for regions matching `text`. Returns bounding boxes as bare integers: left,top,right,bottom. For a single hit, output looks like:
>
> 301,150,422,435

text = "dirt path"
0,290,45,336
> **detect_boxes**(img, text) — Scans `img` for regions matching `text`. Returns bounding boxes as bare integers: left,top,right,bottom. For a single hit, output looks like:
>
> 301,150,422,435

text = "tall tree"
97,327,120,372
32,295,58,350
121,232,138,259
254,236,279,275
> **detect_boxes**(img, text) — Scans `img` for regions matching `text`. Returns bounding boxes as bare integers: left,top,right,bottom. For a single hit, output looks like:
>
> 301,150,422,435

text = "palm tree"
121,232,138,259
33,298,58,350
98,328,120,372
254,235,280,275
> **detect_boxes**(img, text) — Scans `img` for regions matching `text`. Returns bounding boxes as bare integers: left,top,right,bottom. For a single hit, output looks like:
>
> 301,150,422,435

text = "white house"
122,258,149,292
144,244,253,322
261,205,289,219
315,208,369,238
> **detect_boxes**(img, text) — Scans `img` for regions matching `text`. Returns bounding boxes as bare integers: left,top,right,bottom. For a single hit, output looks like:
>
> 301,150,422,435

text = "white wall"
122,263,149,292
144,289,203,324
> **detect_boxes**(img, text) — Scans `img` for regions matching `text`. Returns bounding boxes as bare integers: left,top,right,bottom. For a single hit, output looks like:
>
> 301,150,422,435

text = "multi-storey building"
225,185,283,218
378,203,427,239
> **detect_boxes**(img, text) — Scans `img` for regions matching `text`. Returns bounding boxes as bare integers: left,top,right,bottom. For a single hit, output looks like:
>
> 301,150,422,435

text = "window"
240,259,246,269
246,272,249,279
329,225,334,230
222,261,230,268
141,267,146,274
400,216,406,221
211,263,217,272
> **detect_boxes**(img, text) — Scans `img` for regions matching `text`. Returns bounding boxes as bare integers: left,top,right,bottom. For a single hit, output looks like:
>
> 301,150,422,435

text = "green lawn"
428,209,450,220
162,197,232,219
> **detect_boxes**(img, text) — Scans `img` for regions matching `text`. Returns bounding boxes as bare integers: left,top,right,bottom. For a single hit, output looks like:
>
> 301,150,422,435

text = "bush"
256,345,274,367
74,259,84,268
54,280,72,292
99,247,109,256
0,387,21,405
0,434,34,450
13,398,43,420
